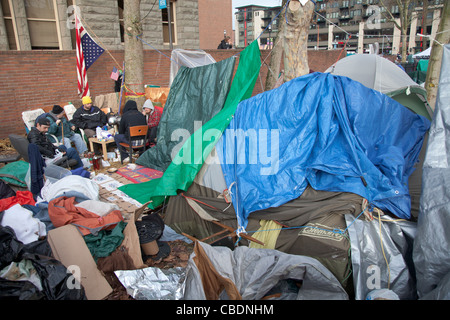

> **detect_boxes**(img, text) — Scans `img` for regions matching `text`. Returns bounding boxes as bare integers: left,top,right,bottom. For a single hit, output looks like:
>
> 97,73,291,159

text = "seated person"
71,96,108,138
114,100,147,163
142,99,162,144
46,105,88,156
27,117,83,169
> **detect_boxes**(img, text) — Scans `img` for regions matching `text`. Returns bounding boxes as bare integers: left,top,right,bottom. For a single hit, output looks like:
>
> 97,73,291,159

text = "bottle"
96,126,102,141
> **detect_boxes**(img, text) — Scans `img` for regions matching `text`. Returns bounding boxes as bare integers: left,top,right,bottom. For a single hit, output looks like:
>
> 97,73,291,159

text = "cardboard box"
47,225,113,300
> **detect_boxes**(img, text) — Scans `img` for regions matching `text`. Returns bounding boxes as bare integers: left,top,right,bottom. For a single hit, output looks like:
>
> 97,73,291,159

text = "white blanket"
1,204,47,244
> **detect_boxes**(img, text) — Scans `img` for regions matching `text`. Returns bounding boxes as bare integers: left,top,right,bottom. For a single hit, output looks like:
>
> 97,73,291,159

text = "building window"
161,1,177,45
118,0,124,43
1,0,17,49
25,0,59,49
1,0,61,50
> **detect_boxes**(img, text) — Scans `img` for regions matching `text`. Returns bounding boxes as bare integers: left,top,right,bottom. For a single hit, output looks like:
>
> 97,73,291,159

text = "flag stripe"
75,15,104,97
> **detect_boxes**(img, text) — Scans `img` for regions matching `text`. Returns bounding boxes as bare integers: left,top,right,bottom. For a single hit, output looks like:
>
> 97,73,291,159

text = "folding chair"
22,109,61,146
119,125,149,164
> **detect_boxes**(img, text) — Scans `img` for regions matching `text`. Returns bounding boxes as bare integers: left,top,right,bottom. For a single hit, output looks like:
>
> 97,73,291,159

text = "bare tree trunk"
264,29,284,91
265,0,314,90
402,31,408,62
124,0,145,110
283,0,315,82
425,0,450,111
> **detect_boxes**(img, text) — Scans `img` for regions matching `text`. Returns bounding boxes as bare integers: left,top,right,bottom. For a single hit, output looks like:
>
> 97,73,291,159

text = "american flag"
75,14,104,97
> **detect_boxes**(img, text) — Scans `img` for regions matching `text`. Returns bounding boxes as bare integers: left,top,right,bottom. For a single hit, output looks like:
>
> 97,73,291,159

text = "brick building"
0,47,343,139
0,0,344,139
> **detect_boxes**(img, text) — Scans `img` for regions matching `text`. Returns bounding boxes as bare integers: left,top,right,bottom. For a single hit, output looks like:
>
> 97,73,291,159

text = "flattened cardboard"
47,224,113,300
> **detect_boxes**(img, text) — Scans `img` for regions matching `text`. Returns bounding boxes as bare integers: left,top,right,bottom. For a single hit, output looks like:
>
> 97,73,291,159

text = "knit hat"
52,105,64,115
143,99,154,110
82,96,92,105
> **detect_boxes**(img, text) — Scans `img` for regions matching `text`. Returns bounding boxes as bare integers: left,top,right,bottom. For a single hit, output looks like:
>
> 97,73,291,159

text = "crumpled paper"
114,267,186,300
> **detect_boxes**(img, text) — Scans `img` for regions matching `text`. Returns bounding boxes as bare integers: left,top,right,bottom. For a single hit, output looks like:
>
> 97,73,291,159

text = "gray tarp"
183,241,349,300
169,49,216,86
345,214,417,300
413,44,450,299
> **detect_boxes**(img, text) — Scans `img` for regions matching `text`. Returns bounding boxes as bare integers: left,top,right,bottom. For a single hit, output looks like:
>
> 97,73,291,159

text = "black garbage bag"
0,225,86,300
0,225,23,269
0,278,44,300
23,253,86,300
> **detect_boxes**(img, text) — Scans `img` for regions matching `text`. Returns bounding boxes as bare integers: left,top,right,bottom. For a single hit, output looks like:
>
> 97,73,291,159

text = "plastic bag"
0,225,86,300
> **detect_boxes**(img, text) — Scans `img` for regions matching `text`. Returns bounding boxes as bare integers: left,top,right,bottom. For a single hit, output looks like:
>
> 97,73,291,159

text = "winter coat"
218,39,232,49
118,100,147,140
146,107,162,128
46,112,75,143
27,127,57,158
71,105,107,130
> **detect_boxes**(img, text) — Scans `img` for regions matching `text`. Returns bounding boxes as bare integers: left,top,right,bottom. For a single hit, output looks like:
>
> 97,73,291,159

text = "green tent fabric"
408,59,429,85
386,86,432,121
136,57,236,172
119,41,261,209
0,160,29,187
417,59,429,72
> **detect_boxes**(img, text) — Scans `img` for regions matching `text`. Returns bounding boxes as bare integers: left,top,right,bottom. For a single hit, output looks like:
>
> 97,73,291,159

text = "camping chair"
8,134,77,169
21,109,61,146
119,125,149,164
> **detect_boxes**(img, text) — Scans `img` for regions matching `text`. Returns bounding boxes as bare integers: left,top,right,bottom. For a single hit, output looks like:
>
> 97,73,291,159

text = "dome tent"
325,53,433,121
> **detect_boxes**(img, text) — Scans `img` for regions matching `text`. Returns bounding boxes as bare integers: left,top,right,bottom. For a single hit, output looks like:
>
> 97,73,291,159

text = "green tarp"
119,41,261,209
136,56,236,172
0,160,29,187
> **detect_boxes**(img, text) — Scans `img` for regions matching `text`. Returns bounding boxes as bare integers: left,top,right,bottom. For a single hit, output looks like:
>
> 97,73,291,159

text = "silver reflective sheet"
115,267,186,300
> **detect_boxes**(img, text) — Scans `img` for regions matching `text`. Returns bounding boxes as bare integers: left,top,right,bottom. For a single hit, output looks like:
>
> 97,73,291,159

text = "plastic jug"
96,126,102,141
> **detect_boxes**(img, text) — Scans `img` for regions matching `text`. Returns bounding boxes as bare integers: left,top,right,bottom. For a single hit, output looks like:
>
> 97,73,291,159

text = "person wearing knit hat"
81,96,92,105
46,105,88,156
142,99,161,145
72,96,108,138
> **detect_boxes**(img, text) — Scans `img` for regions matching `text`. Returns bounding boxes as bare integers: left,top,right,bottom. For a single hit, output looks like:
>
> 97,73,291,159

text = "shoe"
122,157,130,163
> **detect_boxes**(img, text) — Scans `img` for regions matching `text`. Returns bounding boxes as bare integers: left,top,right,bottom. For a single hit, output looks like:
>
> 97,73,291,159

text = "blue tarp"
217,72,430,229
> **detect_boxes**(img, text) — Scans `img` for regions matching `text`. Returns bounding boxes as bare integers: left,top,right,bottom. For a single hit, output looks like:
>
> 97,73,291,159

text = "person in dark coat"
71,96,108,138
46,105,88,155
27,117,83,169
113,100,147,163
217,36,232,49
